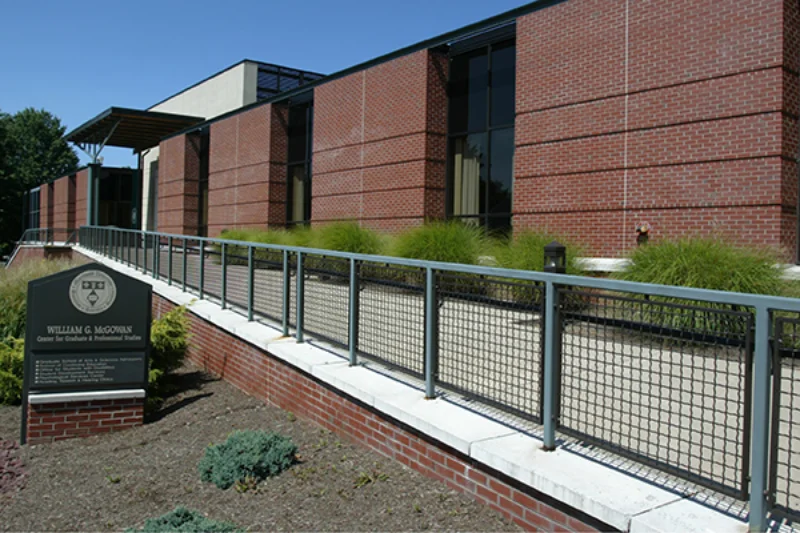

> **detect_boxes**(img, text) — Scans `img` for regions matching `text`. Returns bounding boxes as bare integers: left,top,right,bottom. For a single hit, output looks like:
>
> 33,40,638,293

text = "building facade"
39,0,800,258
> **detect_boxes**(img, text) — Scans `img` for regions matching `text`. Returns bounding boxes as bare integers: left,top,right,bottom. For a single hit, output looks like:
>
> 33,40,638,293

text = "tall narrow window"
287,97,313,226
198,129,210,237
447,39,515,232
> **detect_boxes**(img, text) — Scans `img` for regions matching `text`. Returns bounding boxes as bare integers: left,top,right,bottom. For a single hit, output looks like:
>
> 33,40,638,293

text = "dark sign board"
22,263,152,442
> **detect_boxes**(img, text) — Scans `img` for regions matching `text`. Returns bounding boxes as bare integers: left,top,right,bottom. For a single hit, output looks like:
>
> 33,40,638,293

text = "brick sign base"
26,397,144,445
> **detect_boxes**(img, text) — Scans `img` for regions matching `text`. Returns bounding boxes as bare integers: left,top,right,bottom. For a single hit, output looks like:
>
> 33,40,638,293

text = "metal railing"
77,225,800,532
5,228,78,267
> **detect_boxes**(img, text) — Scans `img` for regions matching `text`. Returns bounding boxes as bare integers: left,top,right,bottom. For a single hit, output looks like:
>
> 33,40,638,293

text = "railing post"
182,238,187,291
424,267,438,399
296,252,305,343
142,233,148,274
247,246,254,321
282,250,290,336
198,239,205,300
349,258,359,366
220,243,227,310
134,232,140,270
167,237,173,286
153,236,159,281
542,280,560,451
750,304,772,532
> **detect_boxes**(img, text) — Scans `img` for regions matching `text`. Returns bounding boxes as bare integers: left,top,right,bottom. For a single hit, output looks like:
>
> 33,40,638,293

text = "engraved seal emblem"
69,270,117,315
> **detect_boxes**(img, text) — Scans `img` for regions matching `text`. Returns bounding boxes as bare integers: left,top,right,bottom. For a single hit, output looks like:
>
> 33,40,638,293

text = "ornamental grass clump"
616,236,783,336
391,221,487,265
311,221,384,255
494,231,584,275
618,237,782,295
492,231,585,308
0,259,79,339
125,507,242,533
198,430,298,490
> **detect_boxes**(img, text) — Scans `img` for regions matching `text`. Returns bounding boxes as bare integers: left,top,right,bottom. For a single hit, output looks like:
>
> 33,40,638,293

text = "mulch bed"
0,365,521,532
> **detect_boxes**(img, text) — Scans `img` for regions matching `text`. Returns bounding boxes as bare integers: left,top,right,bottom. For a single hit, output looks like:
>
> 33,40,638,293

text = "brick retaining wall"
152,293,610,531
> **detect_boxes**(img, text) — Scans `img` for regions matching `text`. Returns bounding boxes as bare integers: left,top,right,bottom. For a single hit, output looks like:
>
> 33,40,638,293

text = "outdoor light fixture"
544,240,566,274
636,222,651,246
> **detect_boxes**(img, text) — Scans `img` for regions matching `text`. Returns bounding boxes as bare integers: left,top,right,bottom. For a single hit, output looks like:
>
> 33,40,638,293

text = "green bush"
0,259,79,339
391,221,487,265
494,231,584,275
0,338,24,405
215,228,291,266
198,430,297,490
148,306,190,405
310,221,384,255
125,507,242,533
616,237,783,335
618,237,782,295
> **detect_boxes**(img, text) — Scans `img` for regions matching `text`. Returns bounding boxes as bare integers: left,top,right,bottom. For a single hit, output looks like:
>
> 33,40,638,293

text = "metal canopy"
65,107,205,154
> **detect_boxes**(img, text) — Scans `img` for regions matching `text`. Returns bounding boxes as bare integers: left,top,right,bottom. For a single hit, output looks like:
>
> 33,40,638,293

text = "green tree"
0,108,78,255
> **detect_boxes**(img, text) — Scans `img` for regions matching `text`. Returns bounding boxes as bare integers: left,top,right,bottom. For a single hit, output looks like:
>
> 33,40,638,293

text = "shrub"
215,228,291,266
616,237,783,335
0,338,24,405
125,507,242,533
494,231,584,275
391,221,487,265
148,306,190,405
0,259,79,339
198,430,297,490
310,221,384,255
618,237,782,295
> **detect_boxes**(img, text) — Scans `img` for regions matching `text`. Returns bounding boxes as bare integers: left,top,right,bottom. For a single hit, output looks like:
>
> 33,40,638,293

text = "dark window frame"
286,98,314,227
445,37,516,234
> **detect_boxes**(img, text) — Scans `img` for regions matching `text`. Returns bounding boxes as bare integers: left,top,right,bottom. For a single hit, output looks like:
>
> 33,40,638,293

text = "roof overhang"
65,107,205,153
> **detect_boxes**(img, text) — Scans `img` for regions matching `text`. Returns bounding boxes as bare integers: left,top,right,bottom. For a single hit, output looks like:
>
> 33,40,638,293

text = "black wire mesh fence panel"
769,317,800,521
252,249,286,324
184,239,202,293
357,261,426,377
558,289,753,499
302,253,350,348
437,272,545,422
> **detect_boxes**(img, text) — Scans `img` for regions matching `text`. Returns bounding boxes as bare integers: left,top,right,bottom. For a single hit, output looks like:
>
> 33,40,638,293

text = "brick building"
37,0,800,258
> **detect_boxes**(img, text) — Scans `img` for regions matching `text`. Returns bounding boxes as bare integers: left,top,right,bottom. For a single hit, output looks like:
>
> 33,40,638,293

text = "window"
198,129,210,237
98,171,133,228
287,98,313,225
25,187,40,230
447,39,515,232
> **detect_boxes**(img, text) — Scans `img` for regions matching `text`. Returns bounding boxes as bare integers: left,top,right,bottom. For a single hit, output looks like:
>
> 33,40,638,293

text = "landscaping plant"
125,507,242,533
494,230,583,275
0,259,79,339
198,430,298,490
0,338,24,405
148,306,190,406
616,236,784,335
390,221,488,265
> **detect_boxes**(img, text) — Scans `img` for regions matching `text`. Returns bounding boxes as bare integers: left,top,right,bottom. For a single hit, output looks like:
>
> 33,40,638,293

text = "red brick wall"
52,174,76,230
74,168,88,227
158,134,201,235
514,0,798,258
152,293,604,532
312,49,448,233
207,104,287,237
26,398,144,445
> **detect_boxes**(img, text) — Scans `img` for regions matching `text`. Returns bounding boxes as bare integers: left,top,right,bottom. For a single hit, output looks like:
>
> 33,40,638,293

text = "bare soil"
0,365,521,532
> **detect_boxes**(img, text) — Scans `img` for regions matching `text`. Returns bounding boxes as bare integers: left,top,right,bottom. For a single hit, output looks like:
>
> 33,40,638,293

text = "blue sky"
0,0,531,168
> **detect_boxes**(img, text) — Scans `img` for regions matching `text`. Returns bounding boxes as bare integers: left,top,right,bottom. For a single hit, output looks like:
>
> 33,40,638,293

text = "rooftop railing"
75,225,800,532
